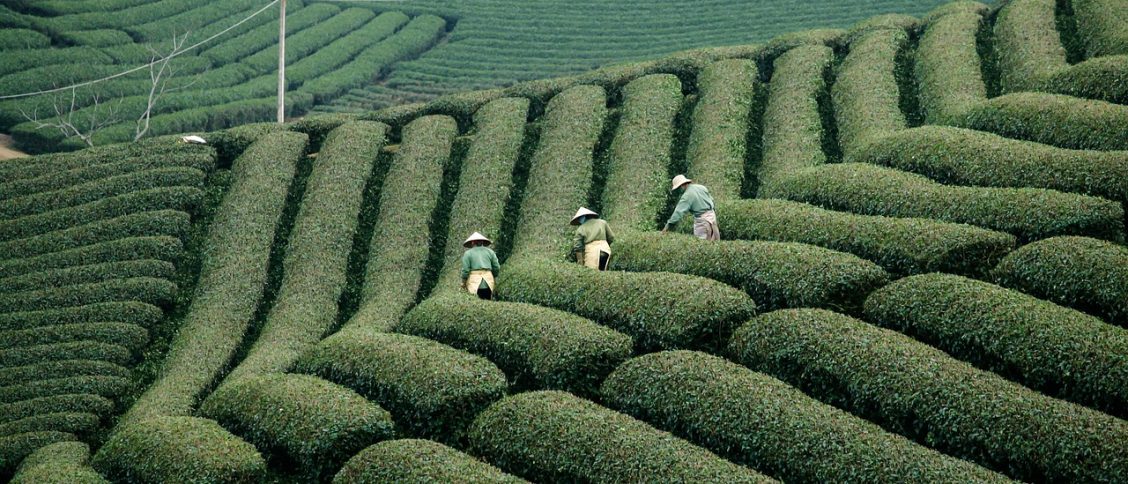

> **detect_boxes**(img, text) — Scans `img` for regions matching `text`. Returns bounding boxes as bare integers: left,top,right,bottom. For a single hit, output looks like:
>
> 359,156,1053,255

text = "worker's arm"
460,253,471,281
604,222,615,244
572,230,586,259
490,251,500,277
665,193,692,228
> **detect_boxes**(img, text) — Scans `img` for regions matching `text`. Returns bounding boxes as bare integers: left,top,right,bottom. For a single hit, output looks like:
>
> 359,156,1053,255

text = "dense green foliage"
961,93,1128,150
994,0,1067,92
1073,0,1128,57
11,442,107,484
915,5,986,124
685,59,757,201
758,44,834,193
833,27,908,160
92,416,265,483
335,439,525,484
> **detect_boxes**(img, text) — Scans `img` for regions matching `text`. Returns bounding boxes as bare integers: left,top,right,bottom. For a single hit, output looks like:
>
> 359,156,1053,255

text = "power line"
0,0,281,100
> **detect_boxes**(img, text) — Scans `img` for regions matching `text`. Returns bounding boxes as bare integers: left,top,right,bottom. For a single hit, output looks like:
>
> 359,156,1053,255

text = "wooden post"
277,0,286,123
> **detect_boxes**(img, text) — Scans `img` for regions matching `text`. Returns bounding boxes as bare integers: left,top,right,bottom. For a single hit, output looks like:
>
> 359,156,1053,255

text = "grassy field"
2,0,1128,482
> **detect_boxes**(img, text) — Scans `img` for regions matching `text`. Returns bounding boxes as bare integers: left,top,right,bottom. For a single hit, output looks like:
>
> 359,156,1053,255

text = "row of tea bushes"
684,59,757,202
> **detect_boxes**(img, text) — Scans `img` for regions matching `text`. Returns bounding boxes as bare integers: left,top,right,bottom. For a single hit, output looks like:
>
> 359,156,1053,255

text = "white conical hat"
670,174,692,191
570,207,598,225
463,232,492,247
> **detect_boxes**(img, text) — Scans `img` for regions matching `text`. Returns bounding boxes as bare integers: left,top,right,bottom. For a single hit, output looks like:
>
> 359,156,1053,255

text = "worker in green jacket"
571,207,614,270
460,232,500,299
662,174,719,240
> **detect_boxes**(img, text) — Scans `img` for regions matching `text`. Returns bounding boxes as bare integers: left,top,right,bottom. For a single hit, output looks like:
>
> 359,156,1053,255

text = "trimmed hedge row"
0,324,148,353
1073,0,1128,57
993,0,1068,92
0,259,173,294
717,199,1015,276
0,432,76,477
0,395,113,425
92,416,265,483
0,341,131,369
295,329,507,444
0,413,99,438
288,12,410,86
0,210,192,261
511,85,607,259
613,231,888,314
602,74,682,231
0,167,206,220
0,29,48,50
0,187,203,242
398,294,632,397
435,97,529,292
0,137,212,182
469,390,771,483
685,59,757,202
124,0,270,42
334,439,526,484
222,122,386,385
833,28,908,161
201,374,395,480
11,441,107,484
865,273,1128,418
201,3,336,65
730,308,1128,483
603,351,1008,483
0,360,129,387
345,116,456,332
993,236,1128,327
120,132,306,425
762,163,1125,243
757,44,834,193
0,302,163,332
0,375,131,404
0,277,177,315
499,258,756,351
57,29,133,47
243,8,376,74
0,238,184,282
0,149,214,198
960,93,1128,151
915,8,987,124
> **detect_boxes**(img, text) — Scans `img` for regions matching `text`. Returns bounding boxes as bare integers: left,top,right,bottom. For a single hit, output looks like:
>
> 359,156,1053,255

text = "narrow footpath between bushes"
0,134,28,160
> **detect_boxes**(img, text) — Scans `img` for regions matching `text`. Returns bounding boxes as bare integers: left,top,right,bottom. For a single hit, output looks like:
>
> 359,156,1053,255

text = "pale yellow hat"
671,174,692,191
463,232,492,248
570,207,598,225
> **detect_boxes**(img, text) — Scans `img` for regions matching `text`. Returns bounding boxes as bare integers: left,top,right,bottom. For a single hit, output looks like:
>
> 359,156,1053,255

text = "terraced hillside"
2,0,1128,482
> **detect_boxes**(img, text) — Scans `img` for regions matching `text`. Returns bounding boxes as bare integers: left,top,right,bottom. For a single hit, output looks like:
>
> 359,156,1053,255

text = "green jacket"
572,218,615,255
666,183,715,226
461,246,500,280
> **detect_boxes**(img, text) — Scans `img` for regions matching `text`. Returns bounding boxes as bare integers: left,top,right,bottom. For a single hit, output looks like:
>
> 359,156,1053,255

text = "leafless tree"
135,31,196,141
22,87,121,148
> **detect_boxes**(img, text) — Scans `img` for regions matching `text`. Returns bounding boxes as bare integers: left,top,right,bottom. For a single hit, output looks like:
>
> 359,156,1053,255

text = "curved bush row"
0,375,131,404
0,360,129,387
435,97,529,292
855,126,1128,205
201,374,395,480
120,132,306,425
1073,0,1128,57
510,84,607,258
399,294,632,397
499,258,756,351
0,260,174,294
0,277,177,315
865,273,1128,418
242,8,376,74
57,29,133,47
757,44,834,193
993,236,1128,327
0,324,148,353
833,28,908,160
0,187,203,242
717,199,1015,276
0,395,113,426
92,416,265,484
0,341,132,369
11,441,107,484
0,432,76,477
0,29,48,50
470,390,771,483
0,46,110,80
730,308,1128,482
0,302,163,332
0,137,212,182
613,231,888,314
603,351,1008,483
960,93,1128,151
0,413,100,439
295,329,506,443
915,8,986,124
345,116,456,332
844,13,919,43
222,121,386,385
602,74,682,231
288,12,410,86
335,439,526,484
200,3,336,65
684,59,757,202
993,0,1068,92
0,167,205,220
763,163,1125,243
0,148,214,198
124,0,271,42
0,210,192,261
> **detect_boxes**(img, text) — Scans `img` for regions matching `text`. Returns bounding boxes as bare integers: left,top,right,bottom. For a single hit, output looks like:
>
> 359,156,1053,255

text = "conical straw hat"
570,207,599,225
463,232,492,248
670,174,692,191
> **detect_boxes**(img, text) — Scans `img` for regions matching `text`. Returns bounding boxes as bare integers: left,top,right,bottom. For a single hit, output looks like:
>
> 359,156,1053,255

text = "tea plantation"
2,0,1128,482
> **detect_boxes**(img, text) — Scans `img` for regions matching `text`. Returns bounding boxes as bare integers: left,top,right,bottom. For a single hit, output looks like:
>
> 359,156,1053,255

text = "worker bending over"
460,232,500,299
662,175,719,240
571,207,614,270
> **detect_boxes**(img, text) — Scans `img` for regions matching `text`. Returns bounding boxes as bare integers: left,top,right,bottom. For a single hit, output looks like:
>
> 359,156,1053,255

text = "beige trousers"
578,240,611,270
465,269,495,294
694,210,720,241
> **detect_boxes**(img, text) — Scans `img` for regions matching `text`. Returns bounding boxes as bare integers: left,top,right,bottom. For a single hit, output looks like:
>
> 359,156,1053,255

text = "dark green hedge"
0,29,48,50
0,210,192,261
0,150,214,199
758,44,834,193
0,375,131,404
0,167,206,220
0,237,181,280
0,138,212,183
0,277,177,314
200,3,337,65
0,431,76,476
0,260,174,294
201,374,395,480
92,416,265,484
915,8,987,124
961,93,1128,151
0,341,132,369
288,12,410,86
11,441,107,484
1040,55,1128,104
763,163,1125,243
399,294,632,397
0,360,129,387
0,187,202,242
993,236,1127,327
602,350,1008,482
1073,0,1128,57
993,0,1069,92
615,231,888,314
730,308,1128,482
865,273,1128,418
295,329,506,444
0,412,100,439
469,390,771,483
0,323,148,353
833,28,908,160
685,59,757,202
58,29,133,47
336,439,525,483
242,8,376,74
0,302,163,332
0,395,113,426
499,258,756,351
717,199,1015,276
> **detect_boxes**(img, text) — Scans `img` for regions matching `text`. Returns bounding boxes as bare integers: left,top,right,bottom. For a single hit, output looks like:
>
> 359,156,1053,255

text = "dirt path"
0,134,28,160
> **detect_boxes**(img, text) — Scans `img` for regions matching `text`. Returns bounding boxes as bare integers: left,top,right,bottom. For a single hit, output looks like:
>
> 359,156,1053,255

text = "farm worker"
662,174,720,240
461,232,500,300
570,207,614,270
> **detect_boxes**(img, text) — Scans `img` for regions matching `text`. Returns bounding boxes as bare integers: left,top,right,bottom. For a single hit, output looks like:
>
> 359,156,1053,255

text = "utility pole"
277,0,286,123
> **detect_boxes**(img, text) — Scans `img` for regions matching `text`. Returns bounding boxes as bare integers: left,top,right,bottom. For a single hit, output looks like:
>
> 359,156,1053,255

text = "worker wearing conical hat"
460,232,500,300
662,175,719,240
571,207,614,270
